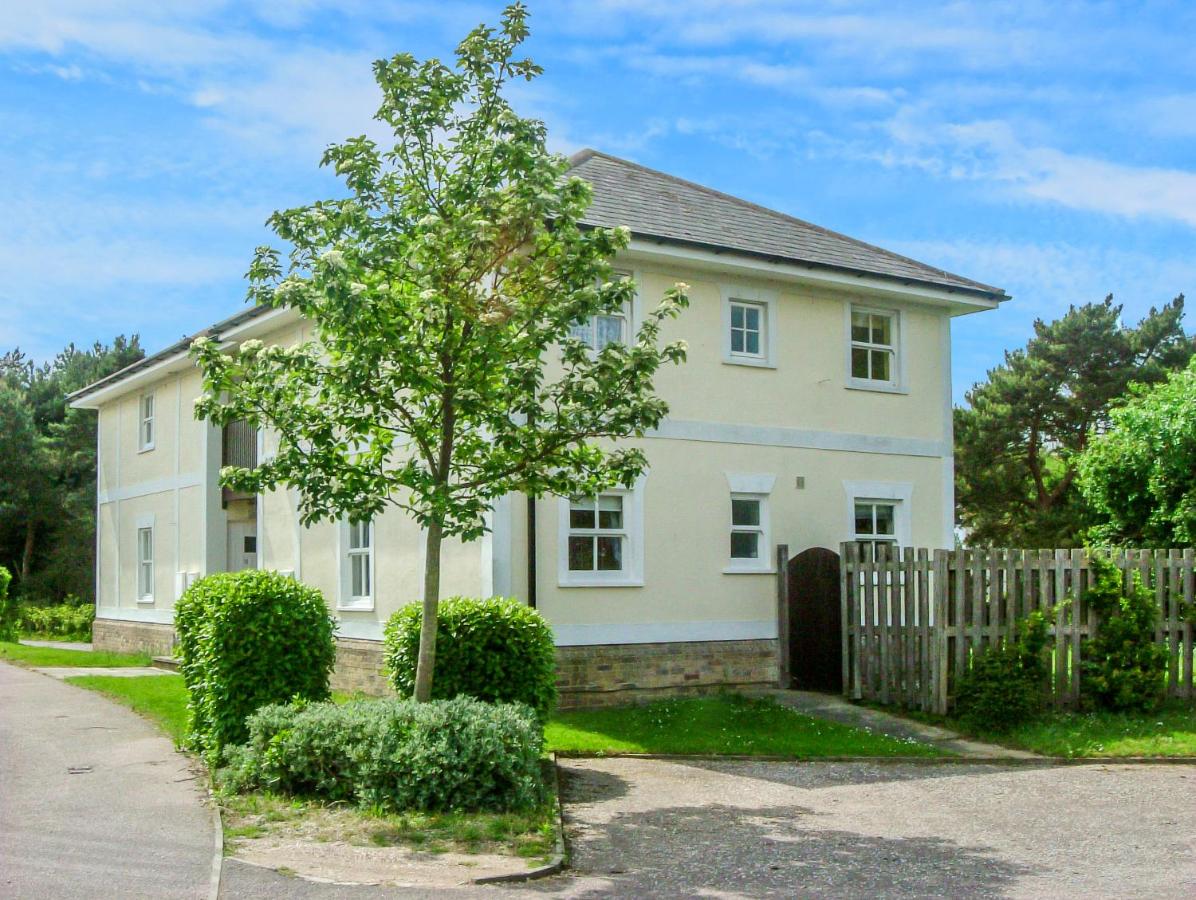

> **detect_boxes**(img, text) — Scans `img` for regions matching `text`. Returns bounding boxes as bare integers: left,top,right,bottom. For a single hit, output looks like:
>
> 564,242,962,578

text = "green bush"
175,570,336,761
0,566,15,642
955,610,1050,732
383,597,556,719
221,696,544,812
19,599,95,640
1081,554,1167,712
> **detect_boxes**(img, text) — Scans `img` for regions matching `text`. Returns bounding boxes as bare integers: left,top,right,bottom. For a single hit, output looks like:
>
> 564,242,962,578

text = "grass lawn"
65,673,190,744
545,693,938,757
220,783,558,863
0,641,151,668
960,703,1196,758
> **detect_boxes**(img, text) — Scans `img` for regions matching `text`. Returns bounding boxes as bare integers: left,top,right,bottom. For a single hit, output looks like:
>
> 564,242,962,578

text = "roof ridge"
568,149,1002,295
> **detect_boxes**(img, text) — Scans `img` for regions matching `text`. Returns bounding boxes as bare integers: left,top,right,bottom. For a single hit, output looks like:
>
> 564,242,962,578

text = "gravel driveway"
547,757,1196,899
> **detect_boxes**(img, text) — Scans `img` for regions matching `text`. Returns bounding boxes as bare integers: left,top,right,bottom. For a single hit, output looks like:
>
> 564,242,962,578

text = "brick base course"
93,618,177,657
91,618,779,707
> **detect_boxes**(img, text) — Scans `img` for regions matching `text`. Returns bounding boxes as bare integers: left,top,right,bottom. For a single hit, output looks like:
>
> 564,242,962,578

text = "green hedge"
383,597,556,719
955,610,1051,732
222,696,544,812
0,566,14,642
19,599,94,640
175,570,336,760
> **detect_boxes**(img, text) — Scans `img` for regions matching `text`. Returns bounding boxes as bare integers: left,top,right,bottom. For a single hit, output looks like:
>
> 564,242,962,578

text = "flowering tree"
192,4,688,700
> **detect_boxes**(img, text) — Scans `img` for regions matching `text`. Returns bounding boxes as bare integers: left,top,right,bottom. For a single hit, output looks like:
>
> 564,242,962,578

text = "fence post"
775,543,790,690
932,549,949,715
840,542,853,700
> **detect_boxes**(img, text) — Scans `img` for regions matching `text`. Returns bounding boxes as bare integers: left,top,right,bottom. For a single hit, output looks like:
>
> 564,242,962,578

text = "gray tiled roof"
568,149,1006,300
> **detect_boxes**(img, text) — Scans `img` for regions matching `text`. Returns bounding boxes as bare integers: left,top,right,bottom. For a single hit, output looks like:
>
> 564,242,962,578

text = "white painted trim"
98,472,203,505
94,406,102,615
621,238,1003,314
255,428,264,571
844,302,907,394
335,618,385,641
842,480,914,547
69,306,300,410
487,493,514,598
653,418,946,458
97,608,175,625
720,283,778,368
173,376,182,595
940,314,956,548
724,472,776,494
557,478,646,588
553,619,777,646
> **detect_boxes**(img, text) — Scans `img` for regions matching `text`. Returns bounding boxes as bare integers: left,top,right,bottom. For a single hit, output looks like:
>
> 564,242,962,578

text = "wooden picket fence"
840,545,1196,714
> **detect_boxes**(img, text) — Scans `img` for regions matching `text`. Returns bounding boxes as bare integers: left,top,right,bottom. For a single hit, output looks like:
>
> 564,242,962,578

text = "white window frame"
724,472,775,573
135,514,155,603
138,392,156,452
558,479,645,587
569,269,636,351
846,303,905,393
842,480,913,552
722,284,777,368
337,518,375,611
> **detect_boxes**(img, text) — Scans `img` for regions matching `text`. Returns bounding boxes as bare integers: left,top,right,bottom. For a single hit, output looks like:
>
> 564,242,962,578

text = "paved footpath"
0,661,216,899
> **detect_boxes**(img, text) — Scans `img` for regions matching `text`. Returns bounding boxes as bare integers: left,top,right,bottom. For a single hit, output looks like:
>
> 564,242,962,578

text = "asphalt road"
0,661,214,899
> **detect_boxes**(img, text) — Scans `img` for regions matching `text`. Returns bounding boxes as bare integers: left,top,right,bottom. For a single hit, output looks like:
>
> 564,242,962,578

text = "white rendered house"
70,150,1005,704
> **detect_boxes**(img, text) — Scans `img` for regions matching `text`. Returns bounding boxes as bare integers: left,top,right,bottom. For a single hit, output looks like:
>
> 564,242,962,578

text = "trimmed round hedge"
175,570,336,760
383,596,556,719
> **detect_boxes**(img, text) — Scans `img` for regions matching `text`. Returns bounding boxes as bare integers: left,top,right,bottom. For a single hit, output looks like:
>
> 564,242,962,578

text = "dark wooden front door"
787,547,842,692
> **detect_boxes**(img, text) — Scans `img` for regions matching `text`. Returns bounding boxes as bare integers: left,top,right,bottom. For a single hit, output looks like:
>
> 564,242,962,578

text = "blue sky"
3,1,1195,401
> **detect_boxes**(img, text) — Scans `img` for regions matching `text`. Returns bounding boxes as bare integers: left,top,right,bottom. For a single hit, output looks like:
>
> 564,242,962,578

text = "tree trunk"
413,519,443,702
20,519,35,583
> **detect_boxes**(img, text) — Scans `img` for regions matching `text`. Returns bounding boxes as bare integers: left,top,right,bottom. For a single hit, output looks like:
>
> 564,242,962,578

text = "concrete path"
35,666,174,680
0,661,217,899
554,756,1196,898
21,639,94,651
758,688,1040,758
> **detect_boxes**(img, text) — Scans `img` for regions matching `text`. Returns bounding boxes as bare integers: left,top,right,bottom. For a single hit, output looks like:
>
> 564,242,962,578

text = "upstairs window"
729,301,765,359
849,306,898,387
569,271,632,350
138,393,155,451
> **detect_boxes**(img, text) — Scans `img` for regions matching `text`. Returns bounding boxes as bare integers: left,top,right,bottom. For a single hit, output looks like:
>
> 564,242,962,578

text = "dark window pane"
871,315,891,345
570,506,595,529
244,536,257,554
731,328,744,353
851,311,870,342
744,305,760,331
731,304,744,328
851,347,870,379
745,330,760,355
875,503,895,535
731,498,760,526
855,503,874,535
871,349,890,382
596,536,623,570
568,536,593,571
731,531,759,559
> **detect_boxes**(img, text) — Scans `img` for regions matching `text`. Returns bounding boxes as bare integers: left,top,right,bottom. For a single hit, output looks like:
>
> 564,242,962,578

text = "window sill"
722,356,776,370
845,379,907,395
722,565,776,575
337,601,375,613
558,576,644,588
137,444,156,454
136,596,155,605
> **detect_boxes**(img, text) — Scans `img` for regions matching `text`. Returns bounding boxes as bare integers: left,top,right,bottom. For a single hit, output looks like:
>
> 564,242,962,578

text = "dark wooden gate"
787,547,842,692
